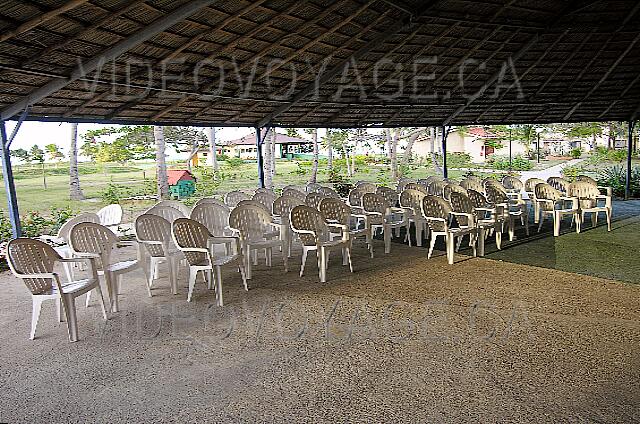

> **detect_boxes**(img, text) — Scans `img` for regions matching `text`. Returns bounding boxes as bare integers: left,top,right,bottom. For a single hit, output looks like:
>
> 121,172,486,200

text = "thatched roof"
0,0,639,128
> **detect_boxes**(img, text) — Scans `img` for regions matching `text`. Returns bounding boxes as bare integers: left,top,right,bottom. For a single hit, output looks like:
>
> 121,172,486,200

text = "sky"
4,121,258,162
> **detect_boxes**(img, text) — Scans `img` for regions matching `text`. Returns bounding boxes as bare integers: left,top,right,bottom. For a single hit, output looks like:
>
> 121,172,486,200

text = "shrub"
432,153,472,168
561,165,582,181
224,157,245,168
597,165,640,197
569,148,582,159
289,162,309,176
327,169,352,197
489,155,533,171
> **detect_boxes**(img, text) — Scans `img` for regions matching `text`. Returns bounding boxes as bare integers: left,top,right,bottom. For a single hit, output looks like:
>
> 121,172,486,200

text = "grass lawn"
0,160,477,218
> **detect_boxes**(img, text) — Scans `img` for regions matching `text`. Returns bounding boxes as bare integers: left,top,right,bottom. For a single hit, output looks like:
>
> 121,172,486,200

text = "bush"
224,157,245,168
433,153,472,168
597,165,640,198
488,155,533,171
569,148,582,159
0,206,77,245
561,165,583,181
289,162,309,176
327,169,352,197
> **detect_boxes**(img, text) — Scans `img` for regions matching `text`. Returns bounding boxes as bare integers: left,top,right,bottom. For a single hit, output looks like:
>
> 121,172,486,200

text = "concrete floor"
0,233,638,422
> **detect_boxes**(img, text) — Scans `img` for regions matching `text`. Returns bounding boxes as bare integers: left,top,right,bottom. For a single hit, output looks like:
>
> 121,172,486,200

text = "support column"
441,125,448,179
0,121,21,238
255,127,265,189
626,120,635,200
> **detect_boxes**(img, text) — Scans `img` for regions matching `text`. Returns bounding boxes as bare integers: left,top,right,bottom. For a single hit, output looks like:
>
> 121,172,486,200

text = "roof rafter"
256,0,443,127
0,0,90,43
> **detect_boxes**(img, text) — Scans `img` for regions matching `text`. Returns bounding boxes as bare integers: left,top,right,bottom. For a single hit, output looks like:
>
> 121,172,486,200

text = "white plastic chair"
273,195,306,258
6,238,108,342
135,214,182,296
282,188,307,202
318,186,340,198
146,204,185,223
306,182,323,193
485,182,529,240
225,190,251,207
422,195,477,265
576,175,613,212
194,197,226,208
568,181,612,232
229,203,288,279
443,183,468,201
172,218,246,305
253,190,277,213
40,212,101,282
362,192,408,254
525,178,546,223
306,192,325,210
355,182,377,193
319,197,373,258
378,186,407,238
290,205,353,283
547,177,571,194
69,222,147,312
404,182,428,194
396,178,416,192
400,189,428,247
535,183,579,236
155,200,190,217
428,180,447,197
190,202,239,256
460,178,484,193
97,204,123,229
449,191,502,255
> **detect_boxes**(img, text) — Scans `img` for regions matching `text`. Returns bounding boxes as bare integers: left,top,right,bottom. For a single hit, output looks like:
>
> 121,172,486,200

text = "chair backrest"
229,203,274,241
421,195,452,231
57,212,100,242
306,192,325,209
282,184,304,193
525,178,546,193
547,177,570,193
443,183,467,200
147,204,185,223
306,182,323,193
377,186,399,207
318,186,340,198
236,199,270,215
535,182,562,202
568,181,600,208
400,189,426,213
460,178,484,193
190,202,231,237
449,191,474,214
502,175,523,191
428,180,447,196
290,205,329,246
404,182,428,194
135,213,172,257
282,188,307,202
194,197,226,207
396,178,415,192
467,189,488,209
69,222,118,269
155,200,190,217
348,188,367,207
6,238,61,294
252,190,276,213
273,195,306,220
362,192,389,215
319,197,351,225
355,182,377,193
576,175,598,186
485,183,509,205
97,204,123,227
224,190,251,207
171,218,211,266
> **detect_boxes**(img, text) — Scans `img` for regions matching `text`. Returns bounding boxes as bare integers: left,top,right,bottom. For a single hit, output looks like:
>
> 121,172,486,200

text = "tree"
69,122,84,200
11,148,30,163
44,143,64,163
28,145,46,189
163,126,209,170
154,126,169,199
206,127,219,172
563,122,603,149
81,126,155,164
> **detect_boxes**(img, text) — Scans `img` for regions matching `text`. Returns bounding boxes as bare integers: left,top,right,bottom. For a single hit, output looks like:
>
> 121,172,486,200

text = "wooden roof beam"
0,0,90,44
255,0,442,127
1,0,221,121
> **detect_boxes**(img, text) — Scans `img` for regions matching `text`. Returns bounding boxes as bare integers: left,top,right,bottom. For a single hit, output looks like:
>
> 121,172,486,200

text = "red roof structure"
167,170,196,186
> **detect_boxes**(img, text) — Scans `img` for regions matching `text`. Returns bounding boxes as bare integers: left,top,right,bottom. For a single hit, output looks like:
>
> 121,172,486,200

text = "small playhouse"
167,169,196,199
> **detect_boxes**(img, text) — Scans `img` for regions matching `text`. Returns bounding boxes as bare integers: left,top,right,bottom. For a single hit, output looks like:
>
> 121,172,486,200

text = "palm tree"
69,123,84,200
207,127,219,172
154,126,169,199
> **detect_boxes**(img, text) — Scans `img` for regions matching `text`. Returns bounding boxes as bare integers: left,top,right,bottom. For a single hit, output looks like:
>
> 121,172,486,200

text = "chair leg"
538,213,545,233
346,247,353,273
384,226,391,254
300,247,308,277
446,233,455,265
342,247,348,266
187,269,197,302
62,296,78,342
94,283,109,320
216,265,223,307
85,288,92,308
245,247,253,280
606,208,612,231
239,260,248,291
428,235,437,259
169,257,178,295
62,262,73,284
30,297,44,340
266,247,273,267
103,272,117,313
282,244,288,272
57,298,63,322
320,247,327,283
253,249,258,266
592,212,597,228
415,223,422,247
553,212,561,236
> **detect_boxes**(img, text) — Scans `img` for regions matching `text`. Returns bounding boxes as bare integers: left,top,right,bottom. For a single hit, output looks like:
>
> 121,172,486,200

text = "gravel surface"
0,240,638,423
